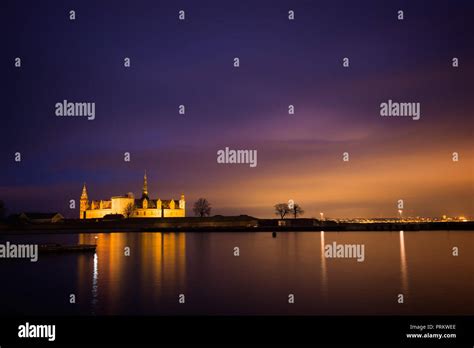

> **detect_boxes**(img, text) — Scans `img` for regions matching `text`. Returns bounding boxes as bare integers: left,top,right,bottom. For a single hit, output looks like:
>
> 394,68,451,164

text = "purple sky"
2,0,473,218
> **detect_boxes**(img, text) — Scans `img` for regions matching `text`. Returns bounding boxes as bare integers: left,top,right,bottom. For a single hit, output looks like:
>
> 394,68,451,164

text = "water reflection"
91,252,98,314
139,233,187,297
77,232,186,314
320,231,328,299
399,230,409,294
46,231,473,315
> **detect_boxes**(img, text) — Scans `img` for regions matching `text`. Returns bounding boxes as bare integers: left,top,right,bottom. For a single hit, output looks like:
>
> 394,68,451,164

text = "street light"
320,212,324,221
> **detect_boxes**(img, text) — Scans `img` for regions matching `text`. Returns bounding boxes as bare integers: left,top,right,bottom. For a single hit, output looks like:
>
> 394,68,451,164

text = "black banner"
0,316,473,346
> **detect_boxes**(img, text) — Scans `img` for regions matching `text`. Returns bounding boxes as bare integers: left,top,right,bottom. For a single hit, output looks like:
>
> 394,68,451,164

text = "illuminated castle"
79,172,185,219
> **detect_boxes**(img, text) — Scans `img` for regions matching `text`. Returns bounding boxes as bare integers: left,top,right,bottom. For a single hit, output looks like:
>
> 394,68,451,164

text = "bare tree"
193,198,211,217
290,203,304,219
274,203,290,219
124,202,136,218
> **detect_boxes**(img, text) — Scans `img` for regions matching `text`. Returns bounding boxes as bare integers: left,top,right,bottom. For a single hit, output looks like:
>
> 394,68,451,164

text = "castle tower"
80,183,89,219
142,171,149,199
179,193,185,210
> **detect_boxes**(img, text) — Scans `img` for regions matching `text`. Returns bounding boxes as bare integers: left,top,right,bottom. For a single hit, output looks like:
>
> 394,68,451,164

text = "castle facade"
79,172,185,219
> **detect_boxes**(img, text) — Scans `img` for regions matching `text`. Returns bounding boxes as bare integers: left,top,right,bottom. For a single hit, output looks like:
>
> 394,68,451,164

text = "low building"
19,212,64,223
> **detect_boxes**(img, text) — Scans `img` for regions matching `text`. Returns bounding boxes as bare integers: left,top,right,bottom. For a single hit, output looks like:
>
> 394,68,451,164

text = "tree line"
274,202,304,219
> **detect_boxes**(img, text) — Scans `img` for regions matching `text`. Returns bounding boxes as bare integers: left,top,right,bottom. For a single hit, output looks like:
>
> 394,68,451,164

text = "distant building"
19,212,64,223
80,172,185,219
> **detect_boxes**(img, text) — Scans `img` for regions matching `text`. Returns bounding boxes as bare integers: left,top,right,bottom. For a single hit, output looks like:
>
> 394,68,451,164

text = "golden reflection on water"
320,231,328,300
92,252,98,313
77,232,186,313
399,230,409,295
68,231,474,315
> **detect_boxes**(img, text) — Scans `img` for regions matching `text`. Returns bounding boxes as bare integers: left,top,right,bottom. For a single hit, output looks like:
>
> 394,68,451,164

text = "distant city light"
332,215,471,223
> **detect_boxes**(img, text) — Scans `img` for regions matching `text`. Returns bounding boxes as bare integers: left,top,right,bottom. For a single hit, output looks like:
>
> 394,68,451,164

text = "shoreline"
0,217,472,235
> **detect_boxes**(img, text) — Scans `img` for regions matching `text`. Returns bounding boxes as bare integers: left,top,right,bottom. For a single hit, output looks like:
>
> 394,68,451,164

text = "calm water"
0,231,472,316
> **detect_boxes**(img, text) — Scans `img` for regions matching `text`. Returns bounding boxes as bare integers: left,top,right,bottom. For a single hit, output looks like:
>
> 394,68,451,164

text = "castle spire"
80,183,89,219
81,183,88,199
142,171,148,198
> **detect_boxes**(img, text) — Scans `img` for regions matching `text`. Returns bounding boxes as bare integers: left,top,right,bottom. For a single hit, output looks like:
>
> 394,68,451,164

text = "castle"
79,172,185,219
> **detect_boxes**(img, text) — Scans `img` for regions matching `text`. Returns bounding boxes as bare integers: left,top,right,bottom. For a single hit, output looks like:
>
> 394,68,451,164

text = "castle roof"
134,199,180,209
160,200,180,209
135,198,156,209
